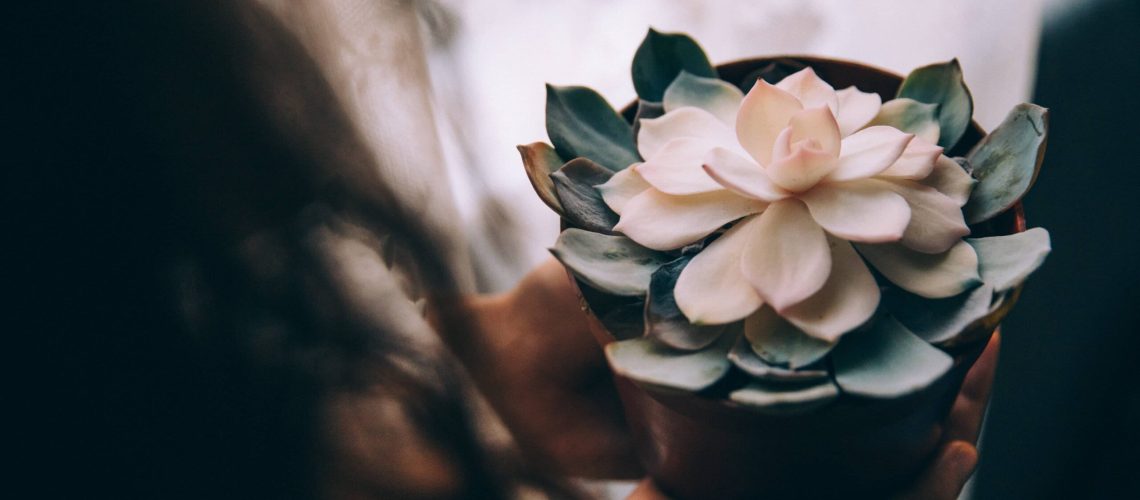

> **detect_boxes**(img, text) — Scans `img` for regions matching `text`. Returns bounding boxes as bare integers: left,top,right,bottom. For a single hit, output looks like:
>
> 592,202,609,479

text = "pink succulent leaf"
736,80,803,165
827,126,914,182
781,237,881,342
741,200,832,311
835,86,882,137
701,147,792,202
674,216,766,324
615,188,764,251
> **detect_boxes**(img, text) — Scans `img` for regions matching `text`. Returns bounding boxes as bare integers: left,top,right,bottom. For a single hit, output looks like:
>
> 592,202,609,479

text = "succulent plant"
522,29,1051,413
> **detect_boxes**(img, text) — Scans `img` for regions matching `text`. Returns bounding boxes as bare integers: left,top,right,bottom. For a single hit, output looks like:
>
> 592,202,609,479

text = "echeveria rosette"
605,67,974,347
527,29,1051,411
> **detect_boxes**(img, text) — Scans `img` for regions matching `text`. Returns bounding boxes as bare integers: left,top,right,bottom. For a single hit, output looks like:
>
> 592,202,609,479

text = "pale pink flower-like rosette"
600,68,979,344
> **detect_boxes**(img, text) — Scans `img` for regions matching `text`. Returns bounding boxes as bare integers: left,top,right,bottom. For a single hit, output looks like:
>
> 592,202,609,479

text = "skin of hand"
441,257,1000,497
436,257,642,478
629,332,1002,500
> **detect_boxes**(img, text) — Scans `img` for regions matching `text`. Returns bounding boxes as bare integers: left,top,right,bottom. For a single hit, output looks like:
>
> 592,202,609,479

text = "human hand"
894,331,1000,500
625,332,1001,500
438,257,640,478
442,257,999,495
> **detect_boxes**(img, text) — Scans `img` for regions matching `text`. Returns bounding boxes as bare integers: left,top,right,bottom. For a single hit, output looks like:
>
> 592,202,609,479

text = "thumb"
897,440,979,500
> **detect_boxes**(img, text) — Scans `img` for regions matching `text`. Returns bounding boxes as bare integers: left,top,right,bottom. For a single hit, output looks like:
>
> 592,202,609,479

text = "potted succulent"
518,29,1051,499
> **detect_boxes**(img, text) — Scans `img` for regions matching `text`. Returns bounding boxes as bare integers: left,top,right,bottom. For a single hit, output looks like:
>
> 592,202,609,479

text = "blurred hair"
13,1,574,498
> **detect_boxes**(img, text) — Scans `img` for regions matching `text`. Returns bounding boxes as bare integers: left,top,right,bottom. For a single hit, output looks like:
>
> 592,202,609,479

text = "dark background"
975,0,1140,498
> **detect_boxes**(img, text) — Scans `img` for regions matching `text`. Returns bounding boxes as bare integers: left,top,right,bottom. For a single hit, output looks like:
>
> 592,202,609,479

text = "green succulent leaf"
868,98,941,144
744,306,835,370
550,228,670,297
963,104,1049,224
550,157,619,233
833,316,953,399
631,99,665,144
631,28,717,102
517,142,565,214
645,256,727,351
599,301,646,341
884,283,994,345
662,71,744,121
545,84,640,172
897,59,974,149
605,334,733,392
989,289,1013,314
729,378,839,414
919,156,977,207
728,335,829,382
968,227,1052,293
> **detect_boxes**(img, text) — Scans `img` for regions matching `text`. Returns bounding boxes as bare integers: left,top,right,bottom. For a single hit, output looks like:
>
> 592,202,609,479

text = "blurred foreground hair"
14,1,575,498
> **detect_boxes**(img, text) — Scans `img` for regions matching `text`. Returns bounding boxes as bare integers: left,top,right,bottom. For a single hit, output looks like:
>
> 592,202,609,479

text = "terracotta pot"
569,57,1026,499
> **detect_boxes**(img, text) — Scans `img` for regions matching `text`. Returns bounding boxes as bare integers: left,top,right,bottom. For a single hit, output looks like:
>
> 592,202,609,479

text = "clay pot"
570,56,1026,499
